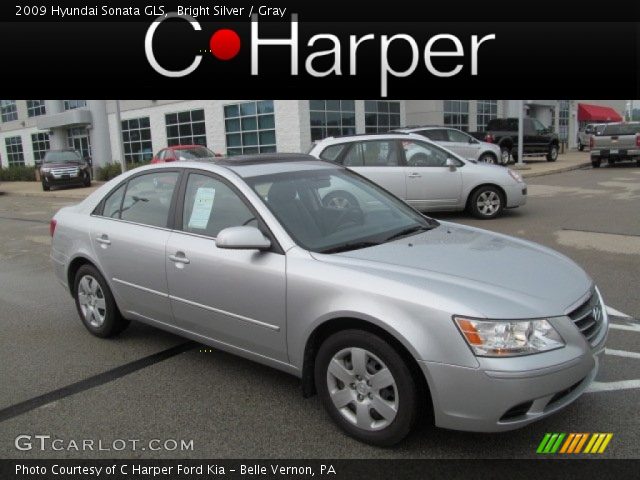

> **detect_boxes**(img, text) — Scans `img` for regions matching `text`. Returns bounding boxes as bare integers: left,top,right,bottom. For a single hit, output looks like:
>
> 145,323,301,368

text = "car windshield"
246,168,438,253
43,151,81,163
175,147,215,160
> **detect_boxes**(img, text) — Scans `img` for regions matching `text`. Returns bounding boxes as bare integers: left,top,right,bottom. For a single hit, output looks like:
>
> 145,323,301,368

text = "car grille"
568,292,603,346
50,166,79,178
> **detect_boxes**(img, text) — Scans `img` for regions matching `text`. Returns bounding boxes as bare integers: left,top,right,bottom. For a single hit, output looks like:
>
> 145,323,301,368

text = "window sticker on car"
188,187,216,229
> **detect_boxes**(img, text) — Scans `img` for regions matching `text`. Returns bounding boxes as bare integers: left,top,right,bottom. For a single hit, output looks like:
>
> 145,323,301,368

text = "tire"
478,153,499,165
499,146,511,164
608,158,616,166
315,329,418,446
468,185,504,219
41,181,50,191
547,144,559,162
578,141,584,152
82,172,91,187
591,158,601,168
73,264,129,338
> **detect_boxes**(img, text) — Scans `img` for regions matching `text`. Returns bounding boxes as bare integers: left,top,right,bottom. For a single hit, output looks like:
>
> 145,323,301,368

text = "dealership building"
0,99,628,170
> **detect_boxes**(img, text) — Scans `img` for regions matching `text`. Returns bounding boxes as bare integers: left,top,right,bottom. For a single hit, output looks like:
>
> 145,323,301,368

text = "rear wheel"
315,330,418,446
547,144,559,162
74,264,129,338
468,185,504,219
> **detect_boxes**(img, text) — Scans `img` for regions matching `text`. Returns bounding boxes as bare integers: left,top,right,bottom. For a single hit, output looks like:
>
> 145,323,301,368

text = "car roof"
312,132,426,146
165,145,210,150
135,153,340,178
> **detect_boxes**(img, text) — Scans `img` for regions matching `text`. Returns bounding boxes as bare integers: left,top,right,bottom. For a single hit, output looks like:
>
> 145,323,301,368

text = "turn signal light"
636,134,640,147
49,218,57,237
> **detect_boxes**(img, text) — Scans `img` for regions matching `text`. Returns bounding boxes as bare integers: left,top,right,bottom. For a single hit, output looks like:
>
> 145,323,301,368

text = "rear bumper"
591,149,640,159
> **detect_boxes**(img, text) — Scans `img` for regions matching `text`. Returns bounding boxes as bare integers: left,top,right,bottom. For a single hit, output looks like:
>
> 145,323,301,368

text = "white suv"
308,133,527,219
393,126,504,165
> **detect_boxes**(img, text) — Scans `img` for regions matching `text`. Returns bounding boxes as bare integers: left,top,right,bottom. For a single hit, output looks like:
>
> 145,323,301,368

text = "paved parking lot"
0,164,638,458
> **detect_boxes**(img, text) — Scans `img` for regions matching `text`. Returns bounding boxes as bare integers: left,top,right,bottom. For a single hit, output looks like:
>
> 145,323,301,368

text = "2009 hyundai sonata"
50,154,608,446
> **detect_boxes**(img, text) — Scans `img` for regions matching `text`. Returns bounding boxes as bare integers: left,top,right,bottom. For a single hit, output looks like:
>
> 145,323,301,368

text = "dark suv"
39,150,92,191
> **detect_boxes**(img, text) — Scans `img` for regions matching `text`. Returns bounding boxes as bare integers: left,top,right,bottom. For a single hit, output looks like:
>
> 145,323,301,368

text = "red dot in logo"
209,29,241,60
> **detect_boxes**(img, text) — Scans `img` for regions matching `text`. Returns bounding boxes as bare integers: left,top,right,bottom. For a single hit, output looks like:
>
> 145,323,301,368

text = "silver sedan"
51,155,607,446
309,134,527,219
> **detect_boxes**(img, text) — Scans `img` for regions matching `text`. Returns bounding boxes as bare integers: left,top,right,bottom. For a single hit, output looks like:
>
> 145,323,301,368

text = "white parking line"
606,306,632,318
605,348,640,360
586,380,640,393
609,323,640,333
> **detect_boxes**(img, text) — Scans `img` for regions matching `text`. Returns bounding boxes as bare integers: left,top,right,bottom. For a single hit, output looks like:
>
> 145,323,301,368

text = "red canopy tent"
577,103,623,123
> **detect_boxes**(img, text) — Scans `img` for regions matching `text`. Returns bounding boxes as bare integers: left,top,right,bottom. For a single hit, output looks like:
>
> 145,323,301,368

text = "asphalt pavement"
0,164,638,459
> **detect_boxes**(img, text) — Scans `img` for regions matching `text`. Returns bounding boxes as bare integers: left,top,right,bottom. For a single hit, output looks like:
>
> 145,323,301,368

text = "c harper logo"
144,13,496,97
536,433,613,454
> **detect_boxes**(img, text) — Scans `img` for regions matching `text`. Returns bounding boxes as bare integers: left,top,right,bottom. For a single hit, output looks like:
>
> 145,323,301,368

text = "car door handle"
408,173,422,178
95,235,111,246
168,253,190,265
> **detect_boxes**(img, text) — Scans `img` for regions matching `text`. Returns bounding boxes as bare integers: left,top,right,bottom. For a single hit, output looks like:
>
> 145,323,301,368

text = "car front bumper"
419,301,607,432
503,183,527,208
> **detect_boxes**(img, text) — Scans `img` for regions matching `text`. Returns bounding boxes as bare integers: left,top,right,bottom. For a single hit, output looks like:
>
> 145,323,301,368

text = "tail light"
589,135,595,149
636,134,640,147
49,218,57,237
485,134,494,143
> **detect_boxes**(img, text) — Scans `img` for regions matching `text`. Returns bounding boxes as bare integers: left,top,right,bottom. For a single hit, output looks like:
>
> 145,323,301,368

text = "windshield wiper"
383,224,434,243
319,241,381,254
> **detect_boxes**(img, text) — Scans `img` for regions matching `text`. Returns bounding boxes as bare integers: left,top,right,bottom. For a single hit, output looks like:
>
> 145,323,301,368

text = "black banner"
2,459,640,480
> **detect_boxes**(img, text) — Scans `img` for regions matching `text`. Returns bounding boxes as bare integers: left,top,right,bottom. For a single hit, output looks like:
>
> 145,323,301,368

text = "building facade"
0,99,628,170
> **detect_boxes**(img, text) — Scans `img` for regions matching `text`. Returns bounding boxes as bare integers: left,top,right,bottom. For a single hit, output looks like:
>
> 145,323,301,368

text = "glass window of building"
558,100,570,142
67,127,92,160
63,100,87,110
1,100,18,122
364,101,401,133
224,100,276,155
27,100,46,117
443,100,470,131
165,109,207,146
476,100,497,132
31,132,50,165
5,136,25,166
309,100,356,141
122,117,153,164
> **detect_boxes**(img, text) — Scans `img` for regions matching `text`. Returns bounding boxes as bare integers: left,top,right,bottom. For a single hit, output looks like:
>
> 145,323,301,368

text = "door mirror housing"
445,158,458,171
216,226,271,251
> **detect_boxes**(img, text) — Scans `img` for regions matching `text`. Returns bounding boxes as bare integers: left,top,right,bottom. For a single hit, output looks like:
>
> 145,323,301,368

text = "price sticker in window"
188,187,216,229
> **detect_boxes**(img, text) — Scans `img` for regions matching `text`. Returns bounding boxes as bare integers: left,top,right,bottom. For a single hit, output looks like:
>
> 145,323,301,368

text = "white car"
393,126,504,164
309,133,527,219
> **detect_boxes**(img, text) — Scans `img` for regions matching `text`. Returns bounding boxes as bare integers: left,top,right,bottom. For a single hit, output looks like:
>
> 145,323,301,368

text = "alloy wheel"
326,347,399,431
77,275,107,328
476,191,501,216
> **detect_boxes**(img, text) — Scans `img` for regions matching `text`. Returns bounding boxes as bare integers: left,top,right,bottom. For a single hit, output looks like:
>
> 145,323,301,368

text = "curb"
521,162,591,179
0,191,91,200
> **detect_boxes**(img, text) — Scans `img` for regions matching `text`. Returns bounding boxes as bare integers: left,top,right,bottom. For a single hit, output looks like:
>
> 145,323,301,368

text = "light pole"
114,100,127,172
511,100,529,170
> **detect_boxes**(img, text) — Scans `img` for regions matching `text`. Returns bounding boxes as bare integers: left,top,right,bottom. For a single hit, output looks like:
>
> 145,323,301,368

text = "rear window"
602,123,640,136
319,144,346,162
486,119,518,131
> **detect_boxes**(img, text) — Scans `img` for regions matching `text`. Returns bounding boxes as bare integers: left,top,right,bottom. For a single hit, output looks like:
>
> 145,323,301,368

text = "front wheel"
82,172,91,187
479,153,499,165
42,180,50,191
547,144,559,162
591,158,601,168
578,142,585,151
468,186,504,219
500,146,511,164
74,264,129,338
315,330,418,446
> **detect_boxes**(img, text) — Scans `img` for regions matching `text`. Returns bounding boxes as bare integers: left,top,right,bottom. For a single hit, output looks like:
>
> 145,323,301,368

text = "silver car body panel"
51,160,605,432
308,134,526,212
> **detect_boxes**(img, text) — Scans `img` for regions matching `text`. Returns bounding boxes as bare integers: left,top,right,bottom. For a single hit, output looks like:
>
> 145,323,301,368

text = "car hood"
42,162,82,168
311,222,592,319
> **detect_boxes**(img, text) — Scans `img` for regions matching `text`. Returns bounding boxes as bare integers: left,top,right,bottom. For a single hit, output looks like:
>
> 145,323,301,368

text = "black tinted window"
119,172,179,227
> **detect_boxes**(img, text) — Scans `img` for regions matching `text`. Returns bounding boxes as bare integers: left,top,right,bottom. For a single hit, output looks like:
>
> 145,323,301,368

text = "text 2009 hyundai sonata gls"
50,154,608,446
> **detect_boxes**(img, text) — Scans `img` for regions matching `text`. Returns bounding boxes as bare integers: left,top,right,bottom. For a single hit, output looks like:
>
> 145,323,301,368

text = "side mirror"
215,226,271,251
445,158,458,171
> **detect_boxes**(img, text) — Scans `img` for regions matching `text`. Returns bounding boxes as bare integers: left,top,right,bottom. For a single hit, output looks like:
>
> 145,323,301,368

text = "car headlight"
454,316,564,357
40,167,50,173
507,169,523,183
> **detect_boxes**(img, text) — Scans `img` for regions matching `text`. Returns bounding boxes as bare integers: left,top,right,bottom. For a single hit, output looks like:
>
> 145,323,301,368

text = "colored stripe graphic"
538,433,613,454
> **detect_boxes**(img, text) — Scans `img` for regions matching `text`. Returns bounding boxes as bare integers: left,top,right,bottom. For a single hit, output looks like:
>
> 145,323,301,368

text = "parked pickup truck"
577,123,607,151
590,122,640,168
471,118,560,164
